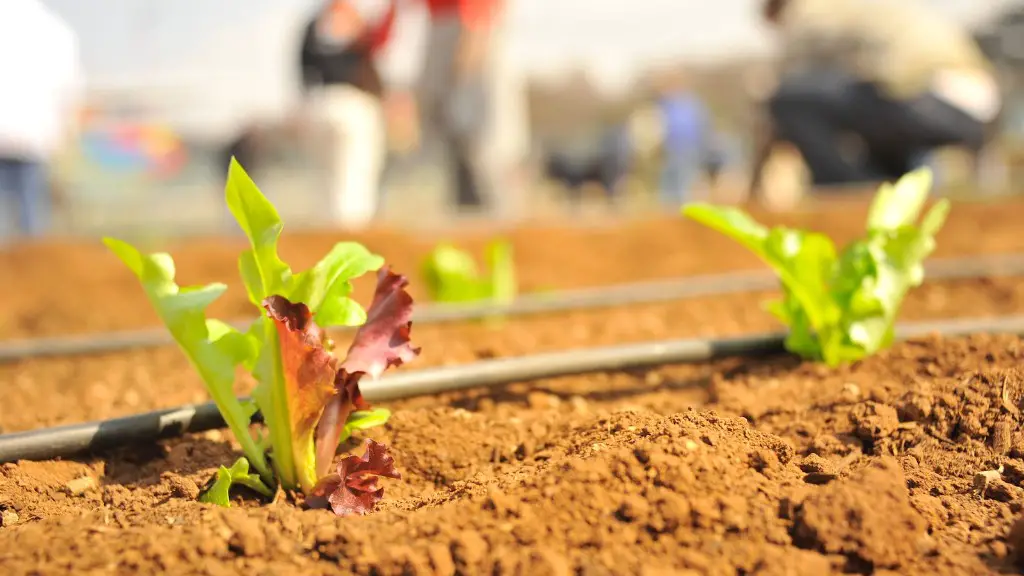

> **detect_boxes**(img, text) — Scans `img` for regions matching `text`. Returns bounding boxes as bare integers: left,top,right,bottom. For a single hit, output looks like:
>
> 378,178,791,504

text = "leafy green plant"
199,457,272,507
105,159,419,515
682,168,949,367
421,240,517,305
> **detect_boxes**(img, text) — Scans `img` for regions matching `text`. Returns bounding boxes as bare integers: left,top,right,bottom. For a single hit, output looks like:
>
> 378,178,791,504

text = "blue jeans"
0,157,49,237
659,149,702,207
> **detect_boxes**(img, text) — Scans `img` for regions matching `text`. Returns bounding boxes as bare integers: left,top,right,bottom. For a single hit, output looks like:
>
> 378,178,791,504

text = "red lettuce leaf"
309,439,401,516
314,267,420,476
339,266,420,381
263,295,339,489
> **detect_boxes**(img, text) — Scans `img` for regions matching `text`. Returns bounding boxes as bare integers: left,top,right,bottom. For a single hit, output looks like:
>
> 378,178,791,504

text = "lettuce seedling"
200,457,273,507
682,168,949,367
104,159,418,515
421,240,517,305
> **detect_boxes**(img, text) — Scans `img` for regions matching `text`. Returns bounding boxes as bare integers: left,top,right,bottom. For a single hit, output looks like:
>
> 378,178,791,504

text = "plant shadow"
436,352,804,413
92,434,239,489
443,366,716,411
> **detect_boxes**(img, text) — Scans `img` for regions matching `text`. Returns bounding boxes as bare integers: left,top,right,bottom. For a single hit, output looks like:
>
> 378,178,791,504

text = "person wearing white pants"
313,84,386,226
299,0,396,228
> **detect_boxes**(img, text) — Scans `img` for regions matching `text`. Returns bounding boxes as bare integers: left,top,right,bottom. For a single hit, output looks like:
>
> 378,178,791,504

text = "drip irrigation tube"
4,252,1024,363
3,313,1024,463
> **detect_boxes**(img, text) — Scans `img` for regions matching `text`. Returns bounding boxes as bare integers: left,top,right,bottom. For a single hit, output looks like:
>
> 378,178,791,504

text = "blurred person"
417,0,529,217
0,0,81,239
702,131,734,191
650,72,713,208
760,0,1001,190
299,0,397,228
375,88,421,208
382,89,421,156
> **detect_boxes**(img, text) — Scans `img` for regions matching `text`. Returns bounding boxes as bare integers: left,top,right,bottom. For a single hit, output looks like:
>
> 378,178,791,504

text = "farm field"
2,196,1024,574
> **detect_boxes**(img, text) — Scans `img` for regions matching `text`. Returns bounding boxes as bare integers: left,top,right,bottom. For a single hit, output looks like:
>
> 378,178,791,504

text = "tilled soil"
3,200,1024,575
3,198,1024,340
4,336,1024,575
2,277,1024,433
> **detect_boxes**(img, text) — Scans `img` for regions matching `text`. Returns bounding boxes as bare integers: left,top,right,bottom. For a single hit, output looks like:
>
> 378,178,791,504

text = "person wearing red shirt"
416,0,529,216
298,0,398,228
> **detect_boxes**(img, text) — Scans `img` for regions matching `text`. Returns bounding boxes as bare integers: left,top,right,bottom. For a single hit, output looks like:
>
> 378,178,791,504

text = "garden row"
3,187,1024,341
1,168,1024,574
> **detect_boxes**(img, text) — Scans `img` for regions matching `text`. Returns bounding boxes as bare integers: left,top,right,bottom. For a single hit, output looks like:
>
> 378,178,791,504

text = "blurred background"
3,0,1024,240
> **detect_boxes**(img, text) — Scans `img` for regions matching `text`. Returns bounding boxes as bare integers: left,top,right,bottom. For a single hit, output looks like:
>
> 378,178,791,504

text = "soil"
3,199,1024,574
3,198,1024,340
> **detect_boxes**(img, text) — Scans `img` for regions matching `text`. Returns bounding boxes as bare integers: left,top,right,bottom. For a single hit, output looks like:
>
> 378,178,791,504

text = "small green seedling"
421,240,517,305
682,168,949,367
104,159,415,516
199,457,273,507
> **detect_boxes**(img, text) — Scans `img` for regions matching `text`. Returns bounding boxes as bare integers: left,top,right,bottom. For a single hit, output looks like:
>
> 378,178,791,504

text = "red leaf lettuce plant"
104,159,418,516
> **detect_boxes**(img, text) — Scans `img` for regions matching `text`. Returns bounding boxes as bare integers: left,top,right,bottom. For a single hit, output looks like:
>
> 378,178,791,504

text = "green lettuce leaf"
682,168,948,367
290,241,384,327
199,457,273,507
421,240,518,308
103,237,271,482
422,242,486,302
484,240,517,305
111,158,410,502
338,408,392,446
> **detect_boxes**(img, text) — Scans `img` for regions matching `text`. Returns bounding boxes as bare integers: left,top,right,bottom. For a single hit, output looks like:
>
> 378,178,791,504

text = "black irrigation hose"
4,252,1024,363
3,313,1024,463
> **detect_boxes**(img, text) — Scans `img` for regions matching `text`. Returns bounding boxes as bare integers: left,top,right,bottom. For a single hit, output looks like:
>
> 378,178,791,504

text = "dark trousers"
450,137,485,208
0,156,49,238
769,69,986,186
437,80,490,209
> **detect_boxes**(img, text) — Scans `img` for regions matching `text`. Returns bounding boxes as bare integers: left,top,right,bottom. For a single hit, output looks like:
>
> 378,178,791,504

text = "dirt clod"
64,475,97,496
992,419,1014,455
797,453,836,475
616,495,650,523
1009,512,1024,568
985,479,1023,503
1,510,19,527
163,473,201,500
793,458,926,570
850,402,900,448
221,511,267,556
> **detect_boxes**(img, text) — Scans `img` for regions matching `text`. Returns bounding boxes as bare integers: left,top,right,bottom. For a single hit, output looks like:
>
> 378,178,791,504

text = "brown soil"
3,200,1024,575
3,276,1024,434
2,198,1024,340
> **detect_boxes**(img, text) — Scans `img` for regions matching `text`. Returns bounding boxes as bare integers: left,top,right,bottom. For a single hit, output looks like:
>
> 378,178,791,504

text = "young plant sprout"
421,240,517,304
104,159,419,516
682,168,949,367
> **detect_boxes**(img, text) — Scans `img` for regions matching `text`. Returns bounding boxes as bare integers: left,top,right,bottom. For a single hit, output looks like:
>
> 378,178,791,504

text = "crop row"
0,164,1007,517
